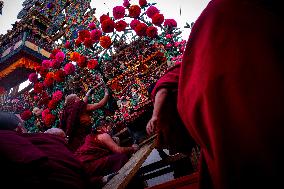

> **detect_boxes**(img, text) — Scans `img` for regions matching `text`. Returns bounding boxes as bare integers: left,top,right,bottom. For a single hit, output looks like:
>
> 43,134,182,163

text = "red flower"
164,19,177,29
130,19,140,30
28,73,38,83
41,108,50,120
152,13,164,26
78,30,91,41
50,48,61,59
20,110,32,121
100,14,111,23
139,0,147,7
146,6,159,18
113,6,125,20
43,114,56,127
115,20,127,32
101,19,115,33
134,23,148,36
100,36,112,49
50,59,61,69
77,55,87,68
83,38,94,48
54,69,65,82
87,59,98,69
129,5,141,18
43,77,54,87
70,52,81,62
146,26,158,38
64,41,71,49
64,63,76,75
75,38,82,47
88,22,97,30
90,29,102,41
34,82,44,93
48,100,58,110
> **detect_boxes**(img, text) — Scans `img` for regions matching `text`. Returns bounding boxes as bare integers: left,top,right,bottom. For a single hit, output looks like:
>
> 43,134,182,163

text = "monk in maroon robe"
177,0,284,188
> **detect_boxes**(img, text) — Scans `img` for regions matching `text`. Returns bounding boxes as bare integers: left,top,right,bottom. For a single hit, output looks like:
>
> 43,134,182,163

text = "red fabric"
75,134,129,187
60,100,92,151
178,0,284,189
0,131,87,189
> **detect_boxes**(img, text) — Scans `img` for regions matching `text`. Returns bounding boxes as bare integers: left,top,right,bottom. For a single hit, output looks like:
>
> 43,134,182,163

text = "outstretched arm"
98,133,138,154
146,88,168,135
83,82,104,103
86,88,109,111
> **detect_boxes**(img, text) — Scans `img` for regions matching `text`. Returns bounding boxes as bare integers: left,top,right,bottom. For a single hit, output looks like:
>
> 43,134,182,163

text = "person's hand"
132,144,139,152
146,116,159,135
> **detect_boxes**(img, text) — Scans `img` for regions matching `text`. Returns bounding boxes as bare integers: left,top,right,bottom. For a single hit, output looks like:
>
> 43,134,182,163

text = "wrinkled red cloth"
0,131,87,189
178,0,284,188
60,100,92,151
75,134,129,187
151,63,196,154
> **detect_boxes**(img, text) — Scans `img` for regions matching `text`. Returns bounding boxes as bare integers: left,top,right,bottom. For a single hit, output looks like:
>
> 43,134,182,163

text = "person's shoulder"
97,132,112,141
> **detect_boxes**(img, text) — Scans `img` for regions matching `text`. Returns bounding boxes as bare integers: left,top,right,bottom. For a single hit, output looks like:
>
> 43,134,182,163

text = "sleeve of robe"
177,0,284,188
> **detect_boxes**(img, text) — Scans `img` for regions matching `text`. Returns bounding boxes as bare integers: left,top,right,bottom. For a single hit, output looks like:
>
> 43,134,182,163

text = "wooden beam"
103,138,156,189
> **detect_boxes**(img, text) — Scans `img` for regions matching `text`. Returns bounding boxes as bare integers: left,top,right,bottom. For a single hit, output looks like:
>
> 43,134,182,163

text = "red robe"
178,0,284,188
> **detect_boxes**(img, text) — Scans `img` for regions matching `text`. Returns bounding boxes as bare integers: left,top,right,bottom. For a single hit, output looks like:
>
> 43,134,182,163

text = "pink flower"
123,0,130,7
42,108,50,120
42,60,51,69
64,63,76,75
115,20,128,32
113,6,125,20
174,42,180,47
28,73,38,83
164,19,177,29
146,26,158,38
166,34,172,39
130,19,140,30
50,59,61,69
55,51,65,63
52,90,63,101
146,6,159,18
152,13,164,26
90,29,102,41
88,22,97,30
166,43,172,48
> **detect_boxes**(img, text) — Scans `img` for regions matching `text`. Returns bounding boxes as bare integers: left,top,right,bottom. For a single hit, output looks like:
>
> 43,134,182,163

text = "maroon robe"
178,0,284,188
151,63,196,154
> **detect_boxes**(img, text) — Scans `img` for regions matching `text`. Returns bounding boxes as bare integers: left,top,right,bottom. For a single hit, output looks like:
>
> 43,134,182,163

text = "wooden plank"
103,139,156,189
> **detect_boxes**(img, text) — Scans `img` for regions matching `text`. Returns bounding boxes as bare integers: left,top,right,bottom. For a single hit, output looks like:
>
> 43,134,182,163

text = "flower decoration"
78,30,91,41
113,6,125,20
134,23,147,36
20,110,32,121
101,19,115,33
75,38,82,47
123,0,130,7
42,108,50,120
88,22,97,30
64,63,76,75
50,59,61,69
152,13,164,26
100,14,111,23
130,19,140,30
70,52,81,62
87,59,98,69
48,100,58,110
43,77,54,87
139,0,147,7
28,73,38,83
42,60,51,69
52,90,63,101
164,19,177,29
129,5,141,18
54,69,65,82
115,20,127,32
146,26,158,38
146,6,159,18
55,51,65,63
83,38,94,48
100,36,112,49
43,114,56,127
90,29,102,41
33,82,43,93
64,41,71,49
77,55,87,68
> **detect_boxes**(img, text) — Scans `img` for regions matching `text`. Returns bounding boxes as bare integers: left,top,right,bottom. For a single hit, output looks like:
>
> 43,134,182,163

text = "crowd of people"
1,0,284,188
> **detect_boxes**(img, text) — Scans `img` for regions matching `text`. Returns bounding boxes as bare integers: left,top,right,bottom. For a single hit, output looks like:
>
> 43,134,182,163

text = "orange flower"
100,36,112,49
70,52,81,62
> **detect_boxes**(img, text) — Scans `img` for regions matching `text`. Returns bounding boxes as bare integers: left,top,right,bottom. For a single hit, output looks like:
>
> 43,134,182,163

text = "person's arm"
146,88,168,135
97,133,138,154
86,88,109,111
83,82,104,103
